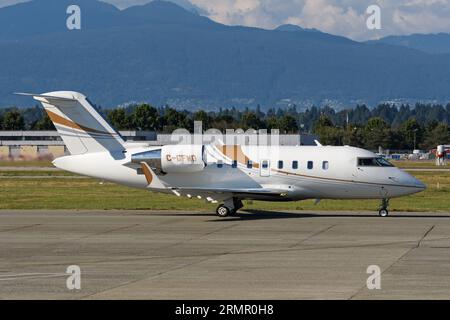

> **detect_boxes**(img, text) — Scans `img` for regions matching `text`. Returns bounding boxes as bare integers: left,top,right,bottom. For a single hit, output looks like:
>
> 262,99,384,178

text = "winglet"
140,162,166,189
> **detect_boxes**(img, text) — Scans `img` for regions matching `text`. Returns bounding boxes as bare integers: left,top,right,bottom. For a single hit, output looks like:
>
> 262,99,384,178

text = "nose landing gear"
378,198,390,217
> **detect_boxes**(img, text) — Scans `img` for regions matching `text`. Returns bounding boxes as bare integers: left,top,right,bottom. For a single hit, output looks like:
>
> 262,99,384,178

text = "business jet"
17,91,426,217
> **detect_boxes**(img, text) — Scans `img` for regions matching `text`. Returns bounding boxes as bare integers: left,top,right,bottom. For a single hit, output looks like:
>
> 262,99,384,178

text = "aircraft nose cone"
404,172,426,193
387,169,426,197
412,176,426,190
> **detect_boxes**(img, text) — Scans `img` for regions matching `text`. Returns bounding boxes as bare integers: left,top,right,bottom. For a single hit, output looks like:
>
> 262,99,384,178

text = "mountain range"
1,0,450,109
368,33,450,55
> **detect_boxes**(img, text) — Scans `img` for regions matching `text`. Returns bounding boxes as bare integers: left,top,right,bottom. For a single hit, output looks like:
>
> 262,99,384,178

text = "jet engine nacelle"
161,144,205,173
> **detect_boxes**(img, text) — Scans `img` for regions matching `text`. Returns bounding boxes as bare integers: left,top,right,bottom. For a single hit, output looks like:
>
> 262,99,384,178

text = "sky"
1,0,450,40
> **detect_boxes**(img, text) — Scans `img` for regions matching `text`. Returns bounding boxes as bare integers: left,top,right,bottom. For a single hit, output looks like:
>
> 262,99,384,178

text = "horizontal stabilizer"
14,92,77,102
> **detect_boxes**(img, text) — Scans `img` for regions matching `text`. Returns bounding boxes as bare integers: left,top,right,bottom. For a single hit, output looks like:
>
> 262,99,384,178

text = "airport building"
0,131,317,160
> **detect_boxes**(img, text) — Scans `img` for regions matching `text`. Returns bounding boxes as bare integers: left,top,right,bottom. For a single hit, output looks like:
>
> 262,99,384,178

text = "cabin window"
357,157,393,167
262,160,269,169
322,161,329,170
247,160,253,168
307,161,313,169
232,160,238,168
278,160,283,169
292,161,298,169
217,160,223,168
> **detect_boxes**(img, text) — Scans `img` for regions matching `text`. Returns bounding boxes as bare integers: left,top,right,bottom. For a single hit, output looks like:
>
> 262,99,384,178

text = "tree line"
0,102,449,151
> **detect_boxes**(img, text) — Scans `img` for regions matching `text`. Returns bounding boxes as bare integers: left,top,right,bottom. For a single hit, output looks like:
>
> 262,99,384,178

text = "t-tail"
16,91,125,155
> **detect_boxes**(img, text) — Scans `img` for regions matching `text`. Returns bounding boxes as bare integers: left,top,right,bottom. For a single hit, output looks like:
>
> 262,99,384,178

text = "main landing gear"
378,198,390,217
216,198,243,217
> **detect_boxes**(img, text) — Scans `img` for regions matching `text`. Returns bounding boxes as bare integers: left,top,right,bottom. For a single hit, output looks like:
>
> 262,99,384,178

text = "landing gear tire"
378,198,390,217
216,205,231,217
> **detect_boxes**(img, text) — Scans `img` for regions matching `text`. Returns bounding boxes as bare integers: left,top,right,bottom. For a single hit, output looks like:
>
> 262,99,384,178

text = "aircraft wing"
166,187,289,203
139,162,290,202
174,187,287,195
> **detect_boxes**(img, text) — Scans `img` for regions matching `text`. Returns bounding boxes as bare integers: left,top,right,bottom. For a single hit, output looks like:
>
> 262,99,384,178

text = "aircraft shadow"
146,210,450,221
209,209,450,221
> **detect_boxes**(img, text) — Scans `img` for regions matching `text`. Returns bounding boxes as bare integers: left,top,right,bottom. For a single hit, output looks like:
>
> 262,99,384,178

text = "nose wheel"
378,198,390,217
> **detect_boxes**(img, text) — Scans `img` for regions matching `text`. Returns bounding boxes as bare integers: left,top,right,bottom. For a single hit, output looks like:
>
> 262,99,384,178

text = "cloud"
2,0,450,40
389,0,450,35
189,0,450,40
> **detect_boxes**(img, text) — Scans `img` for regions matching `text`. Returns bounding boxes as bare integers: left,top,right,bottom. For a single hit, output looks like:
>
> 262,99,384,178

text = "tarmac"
1,209,450,299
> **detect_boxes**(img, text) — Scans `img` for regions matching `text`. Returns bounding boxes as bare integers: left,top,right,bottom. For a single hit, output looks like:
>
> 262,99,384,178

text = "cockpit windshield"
357,157,393,167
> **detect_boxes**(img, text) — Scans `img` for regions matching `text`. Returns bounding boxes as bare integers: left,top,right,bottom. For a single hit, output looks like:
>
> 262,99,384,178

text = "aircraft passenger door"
260,159,270,177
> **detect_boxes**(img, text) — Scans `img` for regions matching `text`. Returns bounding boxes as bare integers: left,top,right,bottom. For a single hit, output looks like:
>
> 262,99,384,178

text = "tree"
193,110,211,129
107,108,131,130
31,113,55,130
313,115,342,145
342,126,364,147
314,114,334,130
278,115,298,133
421,124,450,150
425,120,439,132
131,104,159,131
162,107,192,132
363,117,391,150
350,104,371,125
240,111,263,130
315,126,342,146
266,117,280,131
2,110,25,130
212,114,237,131
401,118,423,150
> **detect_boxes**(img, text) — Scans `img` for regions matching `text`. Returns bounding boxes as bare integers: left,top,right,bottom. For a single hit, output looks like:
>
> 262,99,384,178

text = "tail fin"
17,91,125,155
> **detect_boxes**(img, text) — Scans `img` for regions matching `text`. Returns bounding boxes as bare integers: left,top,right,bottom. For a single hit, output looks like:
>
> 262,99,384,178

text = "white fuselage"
53,144,426,202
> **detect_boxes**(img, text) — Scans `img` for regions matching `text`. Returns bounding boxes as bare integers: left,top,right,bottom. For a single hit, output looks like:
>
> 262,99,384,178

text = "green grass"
0,170,76,176
391,160,446,169
0,171,448,212
0,160,53,167
0,178,214,210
